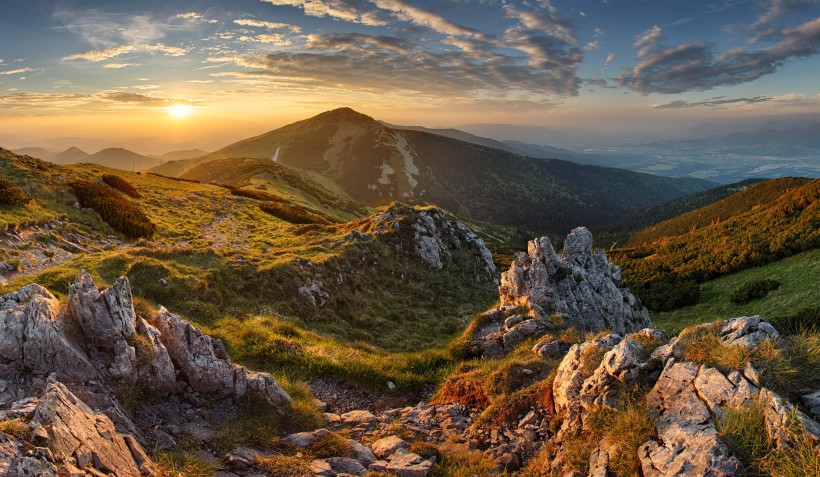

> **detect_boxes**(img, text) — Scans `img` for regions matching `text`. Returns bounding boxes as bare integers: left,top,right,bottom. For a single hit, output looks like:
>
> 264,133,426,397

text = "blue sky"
1,0,819,149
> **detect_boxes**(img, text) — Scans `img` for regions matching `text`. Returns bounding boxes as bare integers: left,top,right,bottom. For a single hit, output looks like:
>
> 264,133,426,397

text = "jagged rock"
349,439,377,466
499,228,650,335
30,381,157,477
371,435,408,459
758,388,820,450
579,337,644,414
720,315,779,347
155,308,291,406
68,272,177,394
0,284,96,384
640,361,744,477
552,334,622,434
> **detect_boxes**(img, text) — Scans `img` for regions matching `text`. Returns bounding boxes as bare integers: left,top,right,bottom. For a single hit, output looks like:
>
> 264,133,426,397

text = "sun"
167,104,194,119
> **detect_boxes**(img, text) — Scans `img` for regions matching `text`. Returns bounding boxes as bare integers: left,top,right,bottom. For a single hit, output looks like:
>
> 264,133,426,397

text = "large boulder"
29,380,157,477
499,228,650,335
0,284,96,386
155,308,291,406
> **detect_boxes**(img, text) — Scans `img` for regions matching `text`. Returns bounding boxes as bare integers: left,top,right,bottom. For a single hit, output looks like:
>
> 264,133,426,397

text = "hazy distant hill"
177,107,713,235
51,146,90,164
501,140,600,165
160,149,209,162
83,148,161,171
381,122,522,154
12,147,59,161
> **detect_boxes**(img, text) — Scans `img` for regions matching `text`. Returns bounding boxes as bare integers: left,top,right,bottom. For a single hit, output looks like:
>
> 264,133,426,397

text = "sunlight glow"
167,104,194,119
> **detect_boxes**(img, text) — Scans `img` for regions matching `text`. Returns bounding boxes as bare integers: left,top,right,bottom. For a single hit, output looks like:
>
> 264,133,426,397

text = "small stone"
371,435,408,459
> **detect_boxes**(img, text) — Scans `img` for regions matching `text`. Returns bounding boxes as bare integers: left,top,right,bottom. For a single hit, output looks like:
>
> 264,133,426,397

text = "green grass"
651,248,820,335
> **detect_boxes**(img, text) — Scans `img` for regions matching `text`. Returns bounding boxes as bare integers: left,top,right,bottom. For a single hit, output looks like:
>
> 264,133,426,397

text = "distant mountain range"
13,146,174,171
156,107,713,235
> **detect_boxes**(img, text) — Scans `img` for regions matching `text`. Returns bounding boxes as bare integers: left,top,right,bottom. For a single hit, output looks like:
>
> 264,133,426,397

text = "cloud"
370,0,476,36
234,18,301,32
175,12,219,24
103,63,141,69
0,68,35,75
218,1,584,99
63,43,188,62
0,91,203,113
260,0,392,26
617,16,820,94
603,52,615,69
652,95,773,109
237,34,293,45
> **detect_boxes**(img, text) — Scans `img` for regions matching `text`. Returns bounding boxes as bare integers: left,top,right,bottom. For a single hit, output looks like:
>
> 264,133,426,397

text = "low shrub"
231,188,286,202
432,375,490,410
102,174,141,198
0,177,31,205
259,201,334,225
70,180,155,238
631,275,700,311
730,279,780,304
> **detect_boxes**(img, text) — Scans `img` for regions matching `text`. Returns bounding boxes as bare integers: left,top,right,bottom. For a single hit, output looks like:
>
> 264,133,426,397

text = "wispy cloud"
259,0,392,26
652,95,773,109
103,63,141,69
0,91,203,113
63,44,188,62
0,67,35,75
234,18,301,33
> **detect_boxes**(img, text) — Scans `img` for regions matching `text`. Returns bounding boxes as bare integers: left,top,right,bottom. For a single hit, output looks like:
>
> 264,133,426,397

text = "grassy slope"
627,177,809,246
651,247,820,334
0,150,496,391
611,178,819,286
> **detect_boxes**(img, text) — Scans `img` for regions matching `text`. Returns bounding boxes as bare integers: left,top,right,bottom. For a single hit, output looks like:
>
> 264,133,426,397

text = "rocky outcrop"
0,271,293,476
2,380,156,477
0,284,96,388
359,203,496,277
69,271,177,393
499,228,650,335
155,307,291,406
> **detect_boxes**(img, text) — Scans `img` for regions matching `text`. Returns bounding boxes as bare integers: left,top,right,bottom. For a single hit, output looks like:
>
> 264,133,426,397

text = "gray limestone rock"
0,284,95,384
154,308,291,406
499,227,650,336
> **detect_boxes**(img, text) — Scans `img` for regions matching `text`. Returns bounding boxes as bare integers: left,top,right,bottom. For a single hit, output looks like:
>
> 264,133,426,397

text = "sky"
1,0,820,153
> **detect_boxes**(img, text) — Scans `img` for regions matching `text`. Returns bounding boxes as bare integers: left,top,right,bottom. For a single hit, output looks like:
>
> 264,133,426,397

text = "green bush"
102,174,141,198
259,201,333,225
69,180,155,238
631,274,700,311
730,279,780,304
231,188,286,202
0,177,31,205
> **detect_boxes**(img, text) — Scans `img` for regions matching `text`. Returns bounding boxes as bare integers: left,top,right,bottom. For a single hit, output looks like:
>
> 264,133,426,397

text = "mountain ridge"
159,107,714,235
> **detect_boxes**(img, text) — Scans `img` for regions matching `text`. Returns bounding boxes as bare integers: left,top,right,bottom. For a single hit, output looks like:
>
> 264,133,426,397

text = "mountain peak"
312,107,377,123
